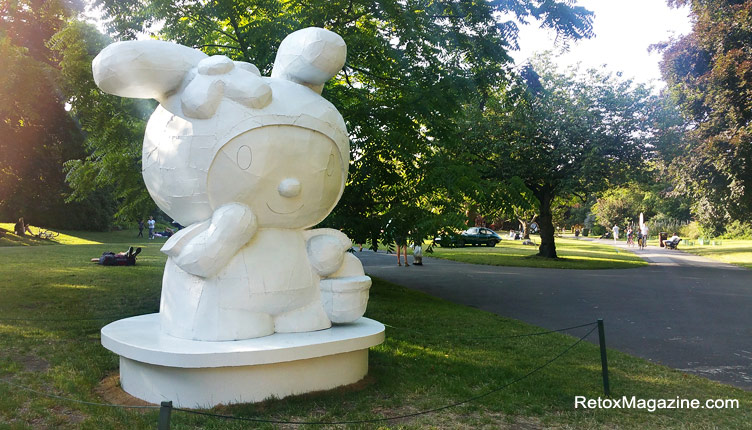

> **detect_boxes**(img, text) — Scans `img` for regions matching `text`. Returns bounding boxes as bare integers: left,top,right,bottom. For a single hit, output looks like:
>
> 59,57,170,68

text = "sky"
509,0,693,88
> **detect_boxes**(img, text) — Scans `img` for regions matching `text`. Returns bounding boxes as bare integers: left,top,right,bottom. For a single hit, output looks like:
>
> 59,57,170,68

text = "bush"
720,220,752,239
590,224,606,236
647,214,690,237
678,221,701,239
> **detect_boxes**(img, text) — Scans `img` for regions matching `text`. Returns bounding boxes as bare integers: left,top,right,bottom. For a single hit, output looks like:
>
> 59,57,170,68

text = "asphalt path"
356,239,752,390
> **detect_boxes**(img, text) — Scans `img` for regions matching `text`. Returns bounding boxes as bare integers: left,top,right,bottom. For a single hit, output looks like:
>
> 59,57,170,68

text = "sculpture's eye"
325,152,336,177
237,145,252,170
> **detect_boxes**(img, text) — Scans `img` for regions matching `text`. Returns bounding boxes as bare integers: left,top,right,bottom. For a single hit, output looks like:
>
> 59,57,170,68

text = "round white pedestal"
101,314,385,408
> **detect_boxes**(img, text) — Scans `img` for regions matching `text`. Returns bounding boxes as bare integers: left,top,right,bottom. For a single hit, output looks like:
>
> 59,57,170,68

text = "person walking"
612,224,620,241
639,223,649,249
137,219,145,238
395,235,409,267
147,216,156,239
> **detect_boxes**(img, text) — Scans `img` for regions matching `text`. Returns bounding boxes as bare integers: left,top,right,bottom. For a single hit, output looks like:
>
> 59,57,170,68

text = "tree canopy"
0,0,115,229
56,0,594,242
6,0,741,247
50,21,156,221
469,58,655,257
658,0,752,234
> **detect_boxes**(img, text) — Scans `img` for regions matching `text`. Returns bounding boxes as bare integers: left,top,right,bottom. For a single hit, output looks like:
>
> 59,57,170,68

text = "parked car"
434,227,502,247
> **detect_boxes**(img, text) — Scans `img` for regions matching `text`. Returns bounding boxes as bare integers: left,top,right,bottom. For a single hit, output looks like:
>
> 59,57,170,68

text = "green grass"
429,236,648,269
0,223,171,246
679,239,752,269
1,232,750,429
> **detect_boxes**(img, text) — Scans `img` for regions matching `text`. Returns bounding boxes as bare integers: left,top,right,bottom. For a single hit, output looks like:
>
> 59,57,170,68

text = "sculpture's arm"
161,203,257,278
304,228,353,277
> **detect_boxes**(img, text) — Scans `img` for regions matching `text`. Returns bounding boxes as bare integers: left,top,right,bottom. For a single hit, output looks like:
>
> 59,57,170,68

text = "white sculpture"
93,27,371,341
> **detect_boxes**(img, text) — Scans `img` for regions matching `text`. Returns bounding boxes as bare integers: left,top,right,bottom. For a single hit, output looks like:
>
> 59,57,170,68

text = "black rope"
0,323,599,426
0,378,159,410
171,326,597,425
383,321,598,340
468,321,598,340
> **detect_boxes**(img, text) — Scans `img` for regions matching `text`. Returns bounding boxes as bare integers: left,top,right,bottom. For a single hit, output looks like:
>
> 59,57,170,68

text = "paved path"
356,240,752,390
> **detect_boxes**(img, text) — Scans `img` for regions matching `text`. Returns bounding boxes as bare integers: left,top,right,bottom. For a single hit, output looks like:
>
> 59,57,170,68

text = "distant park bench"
665,238,682,250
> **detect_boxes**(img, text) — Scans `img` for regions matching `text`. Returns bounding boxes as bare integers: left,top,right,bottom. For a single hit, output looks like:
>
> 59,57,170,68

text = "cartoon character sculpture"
93,28,371,341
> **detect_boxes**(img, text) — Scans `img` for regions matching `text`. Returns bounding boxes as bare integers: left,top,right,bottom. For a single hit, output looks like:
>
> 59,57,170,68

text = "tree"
657,0,752,234
50,21,156,221
592,185,650,229
77,0,593,244
0,0,115,229
474,59,653,258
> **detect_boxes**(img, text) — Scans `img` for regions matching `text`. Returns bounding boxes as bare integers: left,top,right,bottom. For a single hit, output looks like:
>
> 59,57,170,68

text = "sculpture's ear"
271,27,346,94
93,40,207,102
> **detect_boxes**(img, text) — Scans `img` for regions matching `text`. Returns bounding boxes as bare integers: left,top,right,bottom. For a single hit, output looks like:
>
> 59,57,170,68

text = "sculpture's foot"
274,301,331,333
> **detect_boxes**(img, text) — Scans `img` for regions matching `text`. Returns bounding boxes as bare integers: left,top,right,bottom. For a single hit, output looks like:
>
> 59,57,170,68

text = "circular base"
101,314,385,408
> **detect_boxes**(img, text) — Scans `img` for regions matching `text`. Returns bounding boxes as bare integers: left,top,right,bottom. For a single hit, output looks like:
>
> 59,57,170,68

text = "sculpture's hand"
161,203,257,278
161,220,210,257
304,228,353,277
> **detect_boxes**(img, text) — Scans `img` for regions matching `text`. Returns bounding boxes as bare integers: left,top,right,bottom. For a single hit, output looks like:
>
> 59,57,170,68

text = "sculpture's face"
207,125,345,229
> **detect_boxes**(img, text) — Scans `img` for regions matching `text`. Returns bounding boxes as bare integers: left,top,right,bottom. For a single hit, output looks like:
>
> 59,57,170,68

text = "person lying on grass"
90,247,142,266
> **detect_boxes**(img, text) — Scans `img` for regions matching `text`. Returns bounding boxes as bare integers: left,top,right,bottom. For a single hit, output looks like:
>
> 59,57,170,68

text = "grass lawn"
1,232,750,429
0,223,175,247
678,240,752,269
429,236,648,270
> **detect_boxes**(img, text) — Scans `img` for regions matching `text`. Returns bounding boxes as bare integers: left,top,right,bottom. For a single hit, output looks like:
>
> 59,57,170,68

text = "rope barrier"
3,315,596,344
1,320,605,426
169,325,597,425
469,321,598,339
383,321,598,340
0,378,159,410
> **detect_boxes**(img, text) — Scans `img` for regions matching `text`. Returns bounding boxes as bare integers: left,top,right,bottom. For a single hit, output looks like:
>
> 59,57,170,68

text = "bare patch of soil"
50,405,86,425
95,372,153,409
16,353,49,372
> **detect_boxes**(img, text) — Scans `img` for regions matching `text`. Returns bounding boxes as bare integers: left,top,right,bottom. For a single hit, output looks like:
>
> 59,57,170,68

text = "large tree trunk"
535,188,557,258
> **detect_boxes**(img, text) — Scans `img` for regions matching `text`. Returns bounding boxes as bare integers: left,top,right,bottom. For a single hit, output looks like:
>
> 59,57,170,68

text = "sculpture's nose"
278,178,301,198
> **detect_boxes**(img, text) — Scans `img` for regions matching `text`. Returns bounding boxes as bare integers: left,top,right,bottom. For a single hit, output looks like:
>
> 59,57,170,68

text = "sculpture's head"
92,28,349,228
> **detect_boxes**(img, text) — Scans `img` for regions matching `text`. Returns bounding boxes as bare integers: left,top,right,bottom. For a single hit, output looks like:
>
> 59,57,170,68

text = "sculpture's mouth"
266,202,304,215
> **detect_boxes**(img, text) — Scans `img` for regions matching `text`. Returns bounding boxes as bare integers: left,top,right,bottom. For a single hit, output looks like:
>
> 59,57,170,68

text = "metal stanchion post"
597,319,610,396
158,401,172,430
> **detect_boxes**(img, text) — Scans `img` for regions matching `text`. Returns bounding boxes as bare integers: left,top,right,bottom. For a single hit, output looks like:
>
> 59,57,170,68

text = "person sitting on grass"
14,217,33,236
